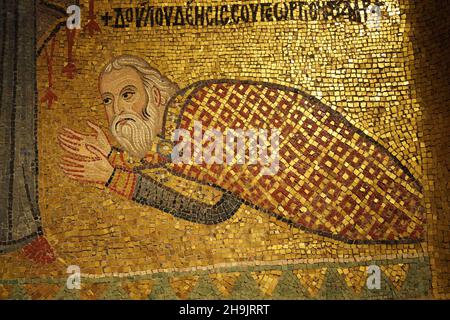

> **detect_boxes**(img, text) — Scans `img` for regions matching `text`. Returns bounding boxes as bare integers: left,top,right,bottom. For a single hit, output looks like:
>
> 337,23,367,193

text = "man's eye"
103,98,112,105
122,91,135,100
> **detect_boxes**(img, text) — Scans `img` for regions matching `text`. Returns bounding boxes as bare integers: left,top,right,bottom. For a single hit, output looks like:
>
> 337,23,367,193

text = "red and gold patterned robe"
106,80,425,244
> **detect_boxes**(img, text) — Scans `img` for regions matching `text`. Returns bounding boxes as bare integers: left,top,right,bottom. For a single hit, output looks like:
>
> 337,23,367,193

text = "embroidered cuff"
105,168,137,199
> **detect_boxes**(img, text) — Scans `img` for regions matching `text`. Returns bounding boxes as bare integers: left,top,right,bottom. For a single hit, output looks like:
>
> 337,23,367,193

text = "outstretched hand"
59,144,114,185
58,121,112,161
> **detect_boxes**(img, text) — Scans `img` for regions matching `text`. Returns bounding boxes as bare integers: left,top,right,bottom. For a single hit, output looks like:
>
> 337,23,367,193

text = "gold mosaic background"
405,1,450,298
2,0,441,297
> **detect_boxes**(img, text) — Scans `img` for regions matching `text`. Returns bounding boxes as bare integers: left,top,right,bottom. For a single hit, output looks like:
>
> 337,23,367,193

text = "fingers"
58,139,79,154
62,171,85,181
62,127,84,140
62,155,92,166
59,163,84,173
59,129,82,155
59,161,85,182
59,141,98,162
60,158,85,175
87,121,101,133
59,163,103,185
58,134,81,147
86,144,105,159
61,156,85,167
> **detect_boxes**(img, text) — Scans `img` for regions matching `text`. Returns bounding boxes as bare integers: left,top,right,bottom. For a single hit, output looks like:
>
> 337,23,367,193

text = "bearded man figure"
59,54,425,244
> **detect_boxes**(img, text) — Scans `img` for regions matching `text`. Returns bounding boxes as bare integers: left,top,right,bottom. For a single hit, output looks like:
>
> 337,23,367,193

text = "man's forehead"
99,67,143,94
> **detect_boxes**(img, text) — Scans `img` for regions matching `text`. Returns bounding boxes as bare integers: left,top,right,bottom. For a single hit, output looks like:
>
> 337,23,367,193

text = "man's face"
99,66,160,159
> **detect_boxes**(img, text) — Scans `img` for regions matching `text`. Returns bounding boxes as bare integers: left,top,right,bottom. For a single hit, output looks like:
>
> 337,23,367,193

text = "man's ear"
152,87,161,107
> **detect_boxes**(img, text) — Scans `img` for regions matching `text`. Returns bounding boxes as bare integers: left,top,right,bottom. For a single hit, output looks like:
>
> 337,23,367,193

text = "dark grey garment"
0,0,43,253
126,170,242,225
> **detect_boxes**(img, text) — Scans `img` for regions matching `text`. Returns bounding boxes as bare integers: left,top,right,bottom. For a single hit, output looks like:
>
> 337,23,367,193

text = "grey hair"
100,55,179,120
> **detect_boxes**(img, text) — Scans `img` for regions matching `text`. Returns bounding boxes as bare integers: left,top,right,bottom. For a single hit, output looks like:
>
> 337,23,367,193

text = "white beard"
110,112,156,159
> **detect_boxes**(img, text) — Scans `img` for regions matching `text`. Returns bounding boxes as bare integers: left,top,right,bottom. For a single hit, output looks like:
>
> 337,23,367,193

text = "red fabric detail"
62,29,77,79
41,38,57,108
85,0,101,37
22,236,56,264
168,82,425,242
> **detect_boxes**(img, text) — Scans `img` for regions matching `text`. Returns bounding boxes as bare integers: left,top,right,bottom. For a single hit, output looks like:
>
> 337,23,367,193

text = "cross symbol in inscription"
101,12,112,26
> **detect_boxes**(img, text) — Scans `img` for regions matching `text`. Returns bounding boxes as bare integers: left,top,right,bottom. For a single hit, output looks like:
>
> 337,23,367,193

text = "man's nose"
111,96,119,115
114,98,131,115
